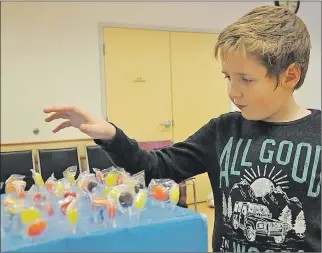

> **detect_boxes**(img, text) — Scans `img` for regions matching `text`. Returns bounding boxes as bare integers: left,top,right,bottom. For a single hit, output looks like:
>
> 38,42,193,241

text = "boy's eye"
241,77,252,83
224,75,231,80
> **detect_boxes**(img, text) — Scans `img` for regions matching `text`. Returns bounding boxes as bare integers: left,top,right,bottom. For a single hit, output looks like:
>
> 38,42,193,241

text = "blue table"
1,195,208,252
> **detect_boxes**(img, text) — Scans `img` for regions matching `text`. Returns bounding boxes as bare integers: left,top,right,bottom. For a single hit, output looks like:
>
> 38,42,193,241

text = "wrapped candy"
58,195,76,215
133,188,148,219
65,196,79,234
107,184,134,216
12,180,26,199
45,173,57,194
105,167,130,187
63,165,78,185
92,168,108,184
55,179,65,197
148,179,179,208
30,169,45,188
75,171,97,197
90,185,116,227
5,174,26,196
91,196,116,227
25,219,47,241
20,206,47,241
125,170,145,195
168,183,180,210
31,193,54,217
4,199,25,235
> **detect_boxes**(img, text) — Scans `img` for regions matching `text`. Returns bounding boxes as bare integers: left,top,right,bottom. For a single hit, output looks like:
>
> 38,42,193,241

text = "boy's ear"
281,63,301,89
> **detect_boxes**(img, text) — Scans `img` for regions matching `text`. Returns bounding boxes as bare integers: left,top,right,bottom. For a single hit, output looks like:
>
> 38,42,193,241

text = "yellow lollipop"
34,173,44,187
134,191,147,209
66,172,75,185
20,208,41,225
109,187,121,200
55,181,64,197
3,197,16,207
105,173,117,187
169,185,180,204
103,187,111,196
67,208,78,225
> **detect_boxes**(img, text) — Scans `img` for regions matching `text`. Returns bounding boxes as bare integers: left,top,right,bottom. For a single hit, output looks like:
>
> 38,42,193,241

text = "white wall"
1,2,320,143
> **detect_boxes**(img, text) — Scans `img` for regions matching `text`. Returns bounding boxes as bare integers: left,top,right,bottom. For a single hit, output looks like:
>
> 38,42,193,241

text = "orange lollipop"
151,185,167,201
6,178,16,194
106,200,116,219
27,219,47,237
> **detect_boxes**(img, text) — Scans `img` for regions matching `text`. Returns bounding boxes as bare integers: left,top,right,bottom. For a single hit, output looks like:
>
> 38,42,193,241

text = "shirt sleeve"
94,119,216,184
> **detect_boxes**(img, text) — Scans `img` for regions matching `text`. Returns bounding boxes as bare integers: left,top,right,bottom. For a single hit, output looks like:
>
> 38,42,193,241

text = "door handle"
162,120,172,128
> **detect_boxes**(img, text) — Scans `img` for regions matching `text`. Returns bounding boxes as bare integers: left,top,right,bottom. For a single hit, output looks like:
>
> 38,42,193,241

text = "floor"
188,202,215,252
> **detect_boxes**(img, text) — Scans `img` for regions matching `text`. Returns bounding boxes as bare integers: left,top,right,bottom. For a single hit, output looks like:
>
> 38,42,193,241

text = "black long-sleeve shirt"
95,109,321,252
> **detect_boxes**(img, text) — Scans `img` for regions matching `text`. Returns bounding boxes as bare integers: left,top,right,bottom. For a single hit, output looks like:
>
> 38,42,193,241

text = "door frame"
97,22,223,120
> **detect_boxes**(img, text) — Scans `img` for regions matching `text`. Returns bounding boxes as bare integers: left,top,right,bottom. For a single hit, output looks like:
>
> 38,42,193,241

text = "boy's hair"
214,5,311,90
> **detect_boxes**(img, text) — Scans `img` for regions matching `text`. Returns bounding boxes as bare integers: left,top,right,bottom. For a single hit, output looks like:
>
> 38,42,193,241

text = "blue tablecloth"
1,195,208,252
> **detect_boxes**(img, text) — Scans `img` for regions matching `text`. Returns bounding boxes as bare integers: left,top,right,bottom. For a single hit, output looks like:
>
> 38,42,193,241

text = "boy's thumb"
79,123,94,134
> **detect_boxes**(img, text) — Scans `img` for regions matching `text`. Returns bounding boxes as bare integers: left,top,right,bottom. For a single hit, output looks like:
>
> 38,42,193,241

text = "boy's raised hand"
43,106,116,139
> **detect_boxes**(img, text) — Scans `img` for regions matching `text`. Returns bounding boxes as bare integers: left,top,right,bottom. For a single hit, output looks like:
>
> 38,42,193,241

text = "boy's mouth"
236,104,247,110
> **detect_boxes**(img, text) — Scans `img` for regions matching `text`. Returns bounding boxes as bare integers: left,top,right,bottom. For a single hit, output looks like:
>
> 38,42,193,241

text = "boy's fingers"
45,112,68,122
52,120,72,133
43,106,79,114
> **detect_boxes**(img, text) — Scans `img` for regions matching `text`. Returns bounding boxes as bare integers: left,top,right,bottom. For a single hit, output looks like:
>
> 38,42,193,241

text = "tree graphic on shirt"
294,210,306,238
227,196,233,220
278,205,292,228
222,193,227,219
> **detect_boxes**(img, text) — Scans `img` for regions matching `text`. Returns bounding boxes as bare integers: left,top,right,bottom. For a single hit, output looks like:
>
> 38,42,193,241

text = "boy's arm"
95,119,216,184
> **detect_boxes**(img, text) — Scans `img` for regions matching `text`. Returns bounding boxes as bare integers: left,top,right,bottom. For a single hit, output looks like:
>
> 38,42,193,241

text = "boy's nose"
228,84,243,99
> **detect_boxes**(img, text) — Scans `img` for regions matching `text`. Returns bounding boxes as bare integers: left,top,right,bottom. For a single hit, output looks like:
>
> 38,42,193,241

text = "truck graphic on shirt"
232,201,292,244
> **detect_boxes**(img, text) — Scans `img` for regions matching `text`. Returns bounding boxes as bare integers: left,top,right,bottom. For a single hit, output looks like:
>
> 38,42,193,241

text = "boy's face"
220,50,293,122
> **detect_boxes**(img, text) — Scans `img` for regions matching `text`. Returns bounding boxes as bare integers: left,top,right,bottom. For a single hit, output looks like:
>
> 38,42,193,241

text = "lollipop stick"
72,226,76,234
161,201,165,208
93,211,98,224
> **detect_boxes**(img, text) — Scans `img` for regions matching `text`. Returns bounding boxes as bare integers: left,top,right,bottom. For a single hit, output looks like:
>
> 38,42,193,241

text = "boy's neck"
264,96,311,123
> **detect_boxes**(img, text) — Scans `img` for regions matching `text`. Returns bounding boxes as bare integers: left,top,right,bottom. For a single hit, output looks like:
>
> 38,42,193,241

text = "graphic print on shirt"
218,137,320,252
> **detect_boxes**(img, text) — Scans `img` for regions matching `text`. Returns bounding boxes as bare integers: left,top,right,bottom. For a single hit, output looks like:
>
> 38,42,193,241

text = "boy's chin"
240,111,265,121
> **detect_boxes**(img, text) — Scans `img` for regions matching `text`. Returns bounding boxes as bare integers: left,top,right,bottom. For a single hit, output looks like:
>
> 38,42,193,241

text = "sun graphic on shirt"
243,164,289,198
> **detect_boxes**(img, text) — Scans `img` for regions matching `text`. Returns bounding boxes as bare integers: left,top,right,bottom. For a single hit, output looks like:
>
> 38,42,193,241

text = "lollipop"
31,169,45,187
55,180,64,197
26,219,47,240
5,175,26,195
12,180,26,198
93,168,107,184
66,207,78,234
3,196,17,207
169,184,180,210
59,195,75,215
91,197,108,224
66,197,78,234
106,199,117,227
150,185,167,201
63,165,77,185
134,189,148,210
45,173,57,193
148,179,179,208
20,207,41,225
105,167,130,187
105,173,118,187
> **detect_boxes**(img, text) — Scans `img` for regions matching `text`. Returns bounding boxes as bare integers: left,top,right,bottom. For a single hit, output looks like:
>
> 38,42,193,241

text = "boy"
44,5,321,252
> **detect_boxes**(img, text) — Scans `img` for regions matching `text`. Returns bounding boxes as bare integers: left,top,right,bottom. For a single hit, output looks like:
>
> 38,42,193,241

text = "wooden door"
170,31,229,204
103,28,173,141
